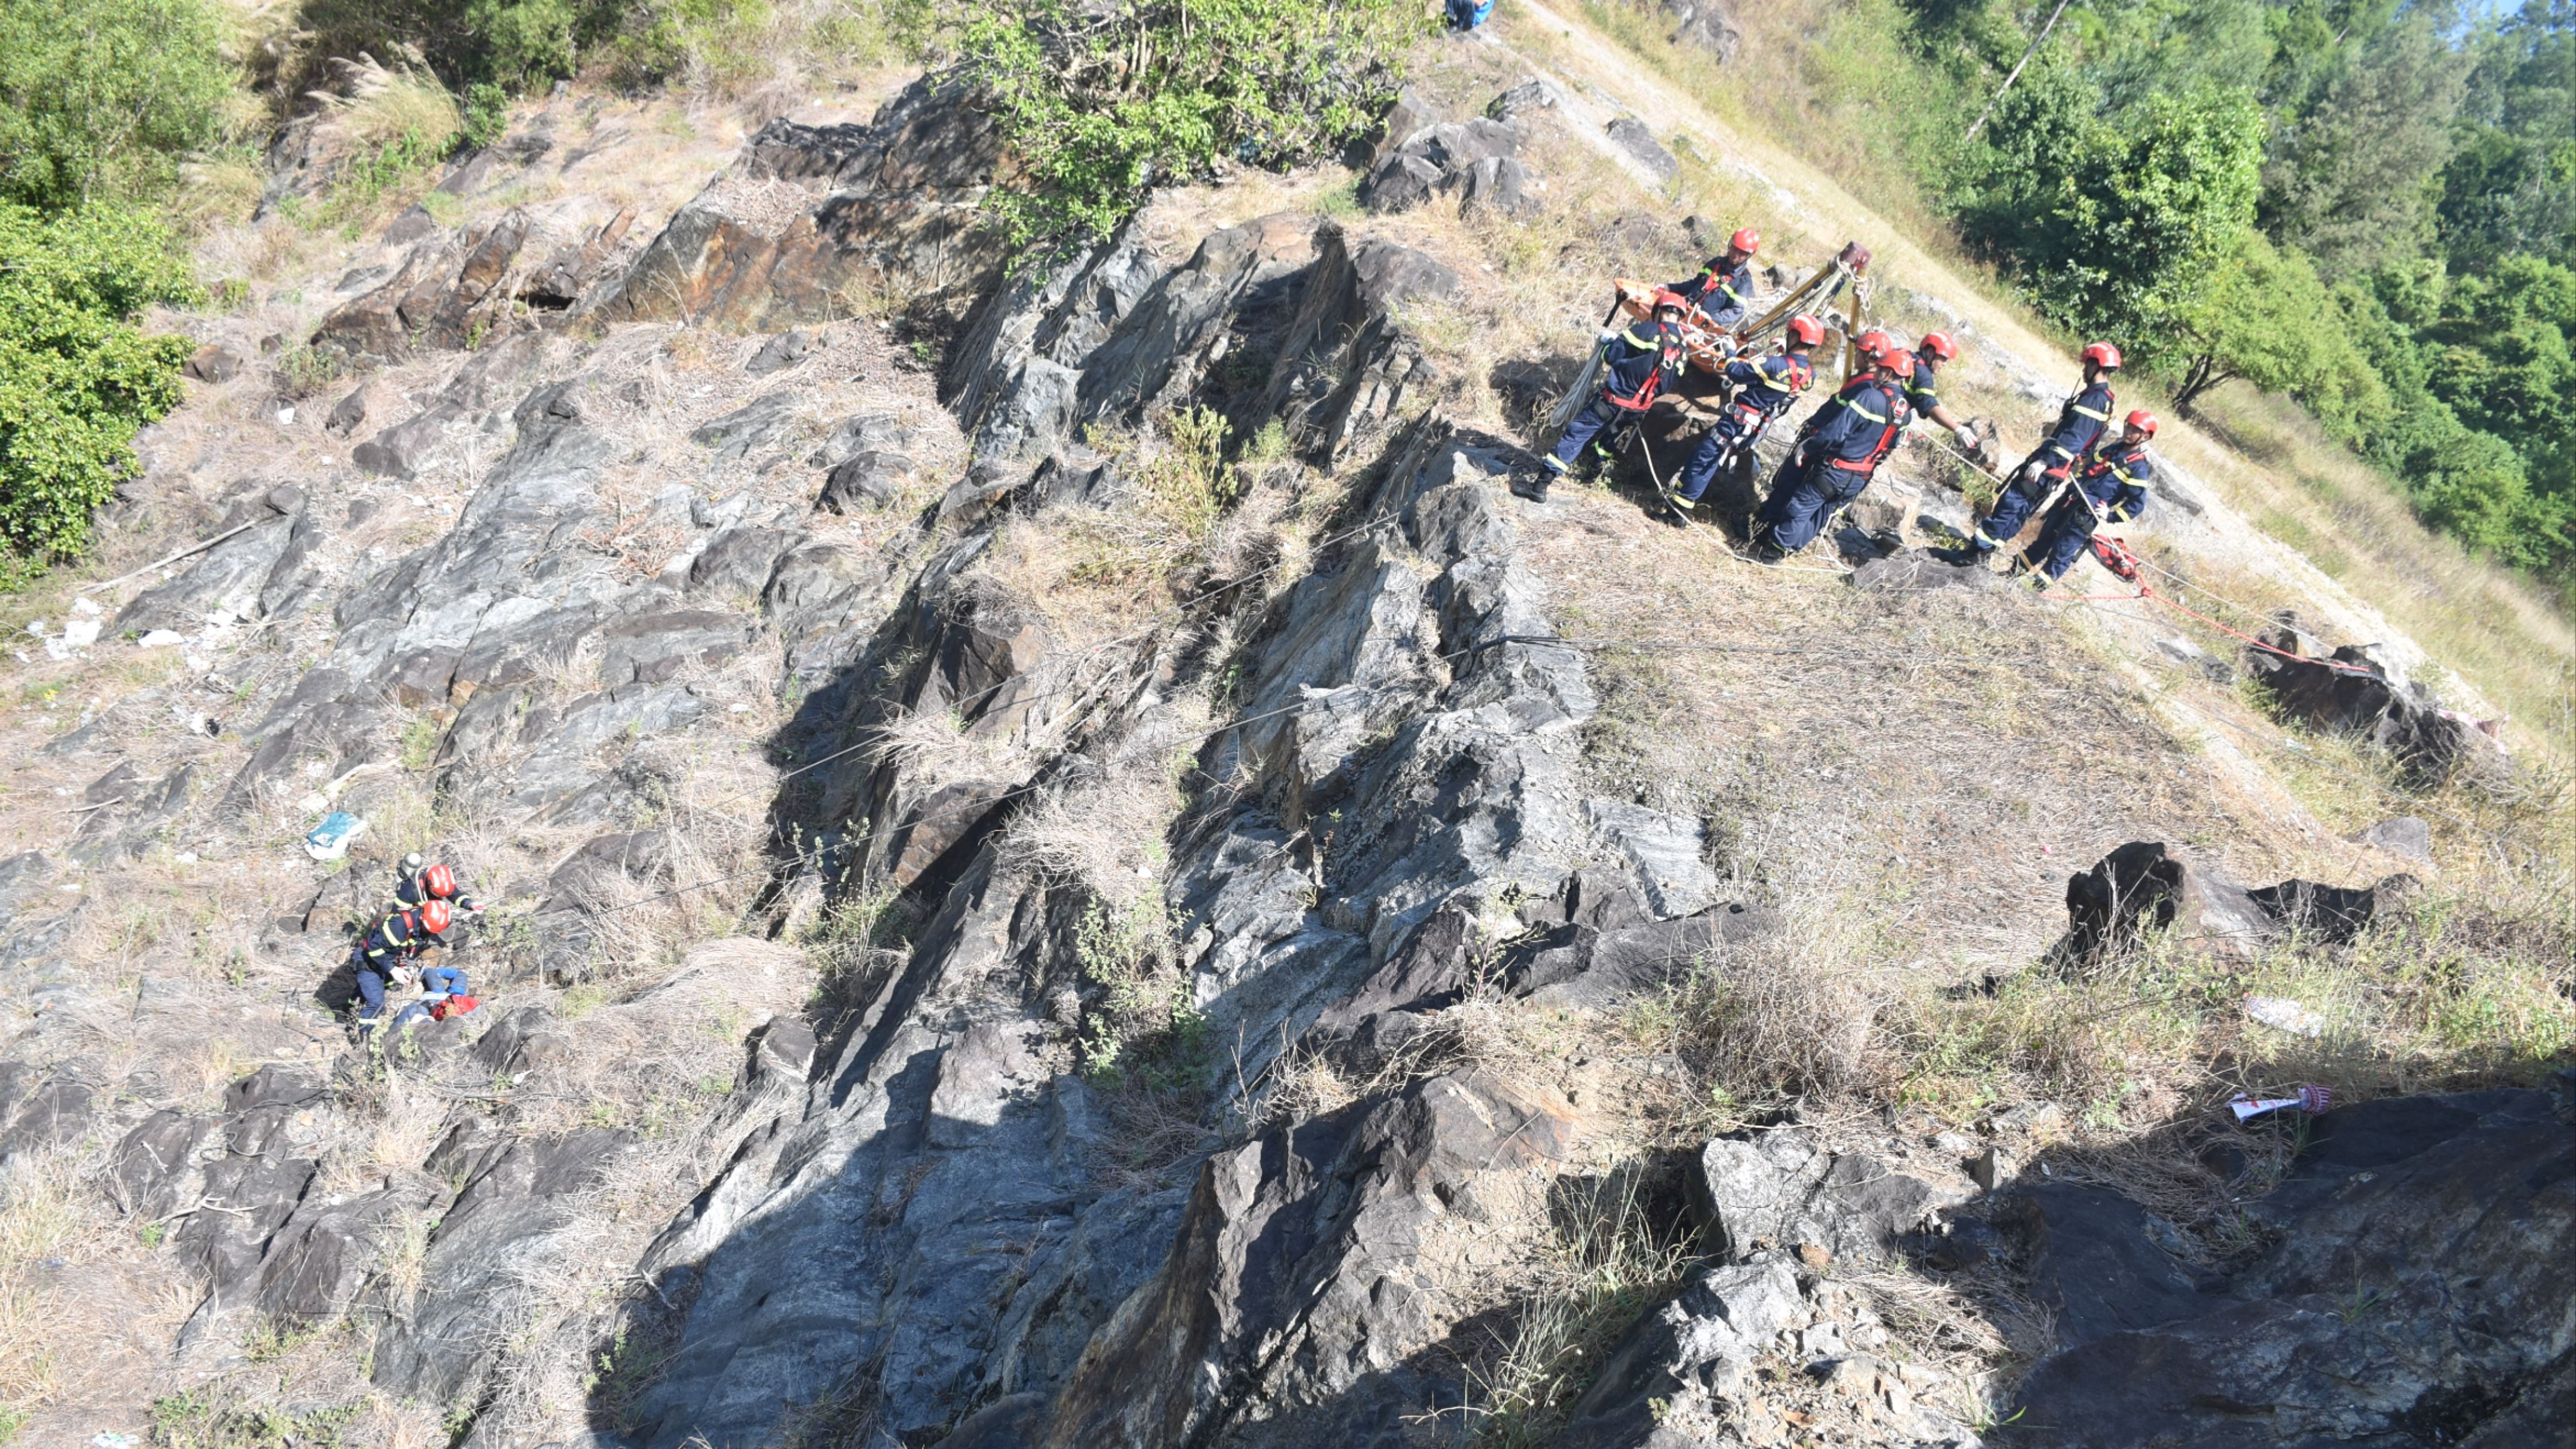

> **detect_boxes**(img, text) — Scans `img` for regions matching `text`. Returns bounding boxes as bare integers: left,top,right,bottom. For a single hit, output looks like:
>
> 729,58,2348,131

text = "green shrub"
0,0,236,209
0,202,199,559
957,0,1428,257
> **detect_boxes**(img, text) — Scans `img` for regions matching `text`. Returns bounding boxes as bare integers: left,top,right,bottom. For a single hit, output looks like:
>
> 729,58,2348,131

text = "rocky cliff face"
2,61,2566,1449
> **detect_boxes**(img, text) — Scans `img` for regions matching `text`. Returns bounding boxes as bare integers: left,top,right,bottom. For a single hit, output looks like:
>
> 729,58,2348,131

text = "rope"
1915,431,2390,680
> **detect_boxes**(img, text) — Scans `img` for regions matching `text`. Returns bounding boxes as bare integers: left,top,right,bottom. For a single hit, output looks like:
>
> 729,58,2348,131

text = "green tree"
0,0,236,208
2438,0,2576,272
1966,76,2267,354
0,203,199,557
957,0,1428,254
2259,17,2466,278
2170,229,2386,426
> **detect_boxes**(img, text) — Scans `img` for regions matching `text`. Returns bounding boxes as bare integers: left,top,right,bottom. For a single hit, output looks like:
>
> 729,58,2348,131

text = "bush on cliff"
0,203,200,557
958,0,1429,256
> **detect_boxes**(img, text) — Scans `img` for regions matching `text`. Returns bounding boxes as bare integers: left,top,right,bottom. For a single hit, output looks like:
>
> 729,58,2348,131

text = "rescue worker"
1665,315,1824,525
1746,329,1913,561
1899,332,1980,453
350,900,452,1027
384,855,486,920
2021,410,2155,585
1666,228,1762,332
1529,289,1691,497
1966,341,2121,559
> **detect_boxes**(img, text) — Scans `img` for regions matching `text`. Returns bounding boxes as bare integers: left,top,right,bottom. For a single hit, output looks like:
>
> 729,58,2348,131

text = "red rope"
2138,586,2382,676
2032,578,2383,678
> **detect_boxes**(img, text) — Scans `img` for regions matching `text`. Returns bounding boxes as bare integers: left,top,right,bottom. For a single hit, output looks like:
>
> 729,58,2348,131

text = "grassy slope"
1498,0,2573,751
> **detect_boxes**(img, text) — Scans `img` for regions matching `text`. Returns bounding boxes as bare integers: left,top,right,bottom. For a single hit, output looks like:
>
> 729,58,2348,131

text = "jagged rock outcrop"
2245,622,2511,787
1259,227,1457,465
1362,117,1525,214
944,211,1321,470
604,75,1008,330
625,415,1611,1448
1688,1129,1966,1265
1998,1088,2574,1447
1664,0,1742,61
311,209,536,364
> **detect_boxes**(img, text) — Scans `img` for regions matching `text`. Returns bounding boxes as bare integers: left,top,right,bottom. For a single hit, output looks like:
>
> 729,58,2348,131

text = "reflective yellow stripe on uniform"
1624,328,1656,348
2071,404,2110,421
1847,402,1888,423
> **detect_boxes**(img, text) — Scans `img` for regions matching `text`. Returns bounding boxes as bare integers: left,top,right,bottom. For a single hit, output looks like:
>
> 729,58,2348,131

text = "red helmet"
421,900,454,935
423,862,456,900
1651,288,1690,315
1784,315,1825,347
1729,227,1760,256
1853,329,1895,362
2082,341,2123,371
2125,409,2159,437
1919,331,1958,361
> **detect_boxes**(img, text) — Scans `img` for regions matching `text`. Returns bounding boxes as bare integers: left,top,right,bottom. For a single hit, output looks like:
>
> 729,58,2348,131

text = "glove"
1597,327,1622,345
1953,422,1978,450
2016,460,2047,488
1793,442,1813,469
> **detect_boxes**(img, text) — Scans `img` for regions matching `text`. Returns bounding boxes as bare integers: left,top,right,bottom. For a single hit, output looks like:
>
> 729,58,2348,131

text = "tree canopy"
1899,0,2576,588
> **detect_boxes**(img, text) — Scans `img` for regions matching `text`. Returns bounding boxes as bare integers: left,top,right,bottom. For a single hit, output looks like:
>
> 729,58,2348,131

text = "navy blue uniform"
1899,351,1944,419
1545,320,1687,476
1976,378,2116,552
1668,256,1758,330
2028,439,2150,581
348,908,443,1022
1753,371,1911,553
1676,351,1814,504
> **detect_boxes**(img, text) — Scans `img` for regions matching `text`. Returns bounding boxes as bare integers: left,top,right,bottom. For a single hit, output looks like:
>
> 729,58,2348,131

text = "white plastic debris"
2244,995,2326,1038
174,851,198,864
136,629,186,648
303,811,367,861
92,1433,139,1449
2230,1085,2331,1122
276,405,296,425
69,597,99,617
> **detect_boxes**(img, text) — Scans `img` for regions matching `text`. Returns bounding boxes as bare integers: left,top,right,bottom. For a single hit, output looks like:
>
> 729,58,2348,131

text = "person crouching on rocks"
384,855,486,921
350,899,452,1029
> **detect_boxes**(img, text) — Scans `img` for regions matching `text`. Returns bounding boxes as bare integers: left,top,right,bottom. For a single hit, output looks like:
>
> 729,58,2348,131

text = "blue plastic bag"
304,811,368,861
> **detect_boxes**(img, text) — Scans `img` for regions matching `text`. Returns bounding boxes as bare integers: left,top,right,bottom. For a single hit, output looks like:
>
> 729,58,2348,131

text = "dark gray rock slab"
2245,626,2512,787
1849,548,1998,592
2001,1089,2573,1448
2056,841,2273,967
818,450,917,513
746,328,817,375
1605,117,1679,180
690,390,804,465
1558,1256,1802,1444
2346,815,2433,866
1688,1128,1965,1264
2002,1184,2213,1348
